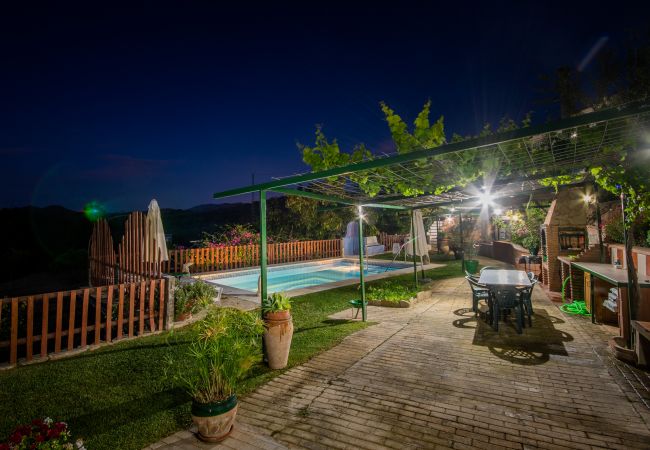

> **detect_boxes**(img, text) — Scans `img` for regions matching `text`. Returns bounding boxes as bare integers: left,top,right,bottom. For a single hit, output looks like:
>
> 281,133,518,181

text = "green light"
84,201,105,222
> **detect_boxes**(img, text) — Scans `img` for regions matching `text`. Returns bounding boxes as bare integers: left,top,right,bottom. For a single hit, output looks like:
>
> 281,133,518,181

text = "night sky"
2,1,648,211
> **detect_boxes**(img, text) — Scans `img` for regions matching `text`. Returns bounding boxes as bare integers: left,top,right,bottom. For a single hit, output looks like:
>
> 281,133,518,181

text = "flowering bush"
0,418,85,450
202,224,268,247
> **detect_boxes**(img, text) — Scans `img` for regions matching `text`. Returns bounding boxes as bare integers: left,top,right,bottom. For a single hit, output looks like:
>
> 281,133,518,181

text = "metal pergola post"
436,215,441,254
411,210,418,287
259,190,268,310
594,184,605,263
357,206,367,321
458,209,464,273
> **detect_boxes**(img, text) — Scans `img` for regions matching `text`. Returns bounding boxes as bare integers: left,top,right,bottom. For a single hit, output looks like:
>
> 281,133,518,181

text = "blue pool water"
206,260,404,293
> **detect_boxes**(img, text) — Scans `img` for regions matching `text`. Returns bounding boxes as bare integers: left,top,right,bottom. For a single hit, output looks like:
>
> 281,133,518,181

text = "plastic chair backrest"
465,270,479,280
493,287,518,308
466,276,489,293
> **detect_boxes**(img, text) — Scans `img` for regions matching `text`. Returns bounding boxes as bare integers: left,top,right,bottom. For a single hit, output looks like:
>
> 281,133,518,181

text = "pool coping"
193,257,443,302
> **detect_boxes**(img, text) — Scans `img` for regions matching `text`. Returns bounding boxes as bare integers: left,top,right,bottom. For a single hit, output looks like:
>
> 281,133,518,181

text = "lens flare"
84,201,105,222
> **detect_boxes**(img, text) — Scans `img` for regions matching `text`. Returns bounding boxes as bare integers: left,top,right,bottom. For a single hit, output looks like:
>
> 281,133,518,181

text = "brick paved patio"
150,262,650,449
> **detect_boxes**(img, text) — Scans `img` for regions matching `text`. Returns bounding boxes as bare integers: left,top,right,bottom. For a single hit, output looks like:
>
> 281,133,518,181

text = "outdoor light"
494,208,502,216
357,205,365,220
571,131,578,139
479,191,494,207
583,193,593,204
450,206,456,212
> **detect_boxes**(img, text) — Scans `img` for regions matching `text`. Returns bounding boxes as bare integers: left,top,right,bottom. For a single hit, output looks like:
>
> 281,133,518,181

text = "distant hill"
0,202,259,295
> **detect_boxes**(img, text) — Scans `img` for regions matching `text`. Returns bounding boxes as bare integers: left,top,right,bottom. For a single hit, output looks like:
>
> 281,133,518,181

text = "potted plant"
262,292,293,369
168,307,264,442
437,231,450,253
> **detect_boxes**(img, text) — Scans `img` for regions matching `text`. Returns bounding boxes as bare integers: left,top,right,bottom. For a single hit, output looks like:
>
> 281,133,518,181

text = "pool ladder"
384,237,417,272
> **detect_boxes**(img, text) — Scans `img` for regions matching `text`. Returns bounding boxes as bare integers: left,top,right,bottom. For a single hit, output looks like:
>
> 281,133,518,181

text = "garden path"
149,258,650,449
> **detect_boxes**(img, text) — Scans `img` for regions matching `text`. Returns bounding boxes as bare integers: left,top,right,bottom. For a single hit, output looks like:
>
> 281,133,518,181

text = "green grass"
0,259,462,449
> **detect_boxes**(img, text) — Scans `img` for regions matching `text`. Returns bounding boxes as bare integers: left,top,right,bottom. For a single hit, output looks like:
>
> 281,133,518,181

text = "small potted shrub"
174,281,217,321
262,292,293,369
169,308,264,442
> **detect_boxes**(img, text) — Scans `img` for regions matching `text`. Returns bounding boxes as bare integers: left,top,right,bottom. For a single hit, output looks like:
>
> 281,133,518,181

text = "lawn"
0,258,462,449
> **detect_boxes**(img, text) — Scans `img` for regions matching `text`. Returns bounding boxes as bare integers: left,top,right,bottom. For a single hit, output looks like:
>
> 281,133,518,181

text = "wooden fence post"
163,274,175,330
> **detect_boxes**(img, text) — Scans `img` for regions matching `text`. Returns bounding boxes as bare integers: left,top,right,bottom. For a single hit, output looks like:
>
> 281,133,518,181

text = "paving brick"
149,257,650,450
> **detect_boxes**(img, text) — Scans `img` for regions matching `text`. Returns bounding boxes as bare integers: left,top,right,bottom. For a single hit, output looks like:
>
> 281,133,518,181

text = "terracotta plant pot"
439,238,450,254
263,310,293,369
191,395,238,442
609,336,637,364
175,311,192,322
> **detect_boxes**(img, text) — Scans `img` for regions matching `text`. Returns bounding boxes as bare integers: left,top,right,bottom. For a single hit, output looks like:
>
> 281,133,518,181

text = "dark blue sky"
2,1,648,211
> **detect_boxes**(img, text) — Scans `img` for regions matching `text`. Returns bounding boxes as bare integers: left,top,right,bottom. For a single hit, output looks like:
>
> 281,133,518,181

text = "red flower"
10,431,22,443
35,434,45,442
47,428,61,439
0,443,10,450
16,425,31,436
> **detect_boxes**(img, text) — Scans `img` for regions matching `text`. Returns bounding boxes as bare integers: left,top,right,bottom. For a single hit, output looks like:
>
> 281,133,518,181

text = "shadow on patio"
452,306,574,365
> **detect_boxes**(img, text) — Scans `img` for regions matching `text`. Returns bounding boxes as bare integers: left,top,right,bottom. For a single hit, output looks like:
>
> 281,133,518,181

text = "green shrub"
262,292,291,315
366,282,417,303
605,213,625,243
166,307,264,404
174,282,217,319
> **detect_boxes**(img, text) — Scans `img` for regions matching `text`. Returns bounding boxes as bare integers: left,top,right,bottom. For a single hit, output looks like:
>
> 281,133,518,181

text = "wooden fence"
164,239,342,274
89,219,116,287
89,212,164,286
378,232,408,251
0,278,169,366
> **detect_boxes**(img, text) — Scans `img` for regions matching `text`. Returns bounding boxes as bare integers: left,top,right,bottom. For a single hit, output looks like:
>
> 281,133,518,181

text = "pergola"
214,101,650,321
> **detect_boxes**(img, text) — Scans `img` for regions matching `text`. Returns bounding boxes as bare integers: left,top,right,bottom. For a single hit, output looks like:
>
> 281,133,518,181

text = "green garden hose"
561,276,571,302
560,300,591,316
560,276,590,315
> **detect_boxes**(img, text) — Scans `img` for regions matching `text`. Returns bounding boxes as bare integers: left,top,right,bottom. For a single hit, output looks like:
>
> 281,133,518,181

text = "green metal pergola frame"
214,101,650,322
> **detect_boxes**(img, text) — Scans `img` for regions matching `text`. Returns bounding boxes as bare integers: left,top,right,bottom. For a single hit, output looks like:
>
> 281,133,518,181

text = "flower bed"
366,282,417,308
1,418,85,450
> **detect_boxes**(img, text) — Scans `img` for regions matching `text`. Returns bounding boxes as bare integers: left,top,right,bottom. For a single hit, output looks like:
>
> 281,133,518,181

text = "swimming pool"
204,259,409,293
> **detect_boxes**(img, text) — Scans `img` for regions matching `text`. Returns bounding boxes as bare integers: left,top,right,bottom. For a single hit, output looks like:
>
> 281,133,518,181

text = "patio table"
478,269,531,288
478,270,531,333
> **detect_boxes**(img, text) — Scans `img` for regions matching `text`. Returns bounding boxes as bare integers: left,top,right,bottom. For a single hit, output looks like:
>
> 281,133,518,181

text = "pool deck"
150,257,650,450
197,257,443,304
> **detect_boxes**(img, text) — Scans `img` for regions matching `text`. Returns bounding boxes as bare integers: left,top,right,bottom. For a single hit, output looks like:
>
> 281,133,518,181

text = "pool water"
205,260,403,293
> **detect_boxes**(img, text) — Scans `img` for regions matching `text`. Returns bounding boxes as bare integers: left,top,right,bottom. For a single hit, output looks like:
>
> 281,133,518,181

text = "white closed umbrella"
146,199,169,261
406,210,429,257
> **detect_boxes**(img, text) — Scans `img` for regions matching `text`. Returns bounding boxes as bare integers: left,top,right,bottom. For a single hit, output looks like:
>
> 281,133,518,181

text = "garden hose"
560,276,591,315
561,276,571,302
560,300,591,316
